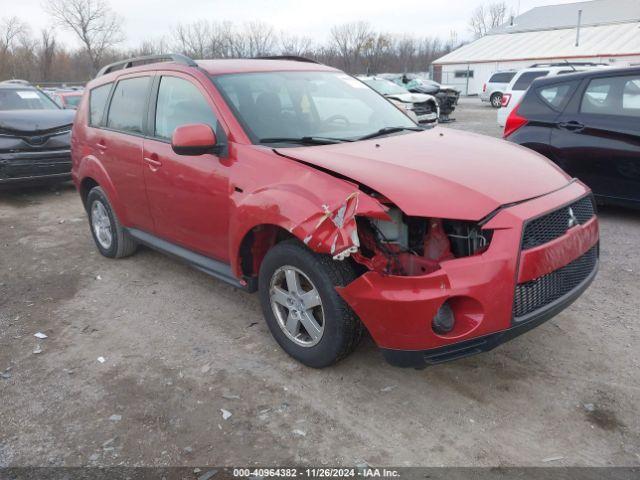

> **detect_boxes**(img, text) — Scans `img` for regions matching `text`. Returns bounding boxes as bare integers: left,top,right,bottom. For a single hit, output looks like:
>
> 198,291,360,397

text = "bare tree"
46,0,124,73
241,21,276,57
329,21,373,73
39,29,56,80
0,17,28,79
279,33,313,57
469,1,509,38
0,15,460,82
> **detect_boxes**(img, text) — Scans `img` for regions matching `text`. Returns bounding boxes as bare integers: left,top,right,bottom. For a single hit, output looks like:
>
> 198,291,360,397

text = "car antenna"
563,59,577,72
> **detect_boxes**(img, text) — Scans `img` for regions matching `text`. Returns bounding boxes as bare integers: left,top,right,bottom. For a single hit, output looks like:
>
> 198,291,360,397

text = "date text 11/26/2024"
233,468,400,478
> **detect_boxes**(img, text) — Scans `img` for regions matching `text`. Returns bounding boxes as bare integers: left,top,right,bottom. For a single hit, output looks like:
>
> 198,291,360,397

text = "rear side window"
489,72,516,83
512,71,549,91
154,76,218,140
89,83,112,126
107,77,150,134
537,83,575,110
581,75,640,117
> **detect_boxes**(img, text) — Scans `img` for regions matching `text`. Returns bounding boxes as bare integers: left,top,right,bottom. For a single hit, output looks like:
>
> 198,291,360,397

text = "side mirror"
171,123,218,156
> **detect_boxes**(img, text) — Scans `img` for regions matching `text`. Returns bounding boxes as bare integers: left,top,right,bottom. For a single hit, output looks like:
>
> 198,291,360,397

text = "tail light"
483,83,487,92
503,103,528,138
501,93,511,107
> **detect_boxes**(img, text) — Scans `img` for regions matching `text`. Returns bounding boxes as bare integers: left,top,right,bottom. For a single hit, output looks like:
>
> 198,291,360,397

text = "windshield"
212,71,416,145
362,78,409,96
0,88,60,111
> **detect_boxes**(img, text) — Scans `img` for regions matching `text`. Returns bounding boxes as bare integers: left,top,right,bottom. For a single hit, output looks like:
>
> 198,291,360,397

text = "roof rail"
254,55,319,64
96,53,198,78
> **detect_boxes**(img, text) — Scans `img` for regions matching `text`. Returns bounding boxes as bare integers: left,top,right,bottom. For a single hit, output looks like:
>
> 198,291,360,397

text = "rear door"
142,72,231,261
96,75,154,231
512,80,579,157
550,73,640,201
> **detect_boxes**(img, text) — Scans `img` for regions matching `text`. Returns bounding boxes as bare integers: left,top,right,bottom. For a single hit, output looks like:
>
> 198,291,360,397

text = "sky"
2,0,584,48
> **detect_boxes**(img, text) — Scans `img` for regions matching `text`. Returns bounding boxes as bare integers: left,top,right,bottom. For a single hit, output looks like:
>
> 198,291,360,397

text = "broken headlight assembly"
352,206,493,276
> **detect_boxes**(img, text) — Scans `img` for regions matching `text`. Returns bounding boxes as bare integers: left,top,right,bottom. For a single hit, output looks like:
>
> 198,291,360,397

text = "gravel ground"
1,98,639,467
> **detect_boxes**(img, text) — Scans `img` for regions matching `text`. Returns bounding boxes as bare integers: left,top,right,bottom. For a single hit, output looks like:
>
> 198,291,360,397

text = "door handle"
144,155,162,171
96,140,107,152
558,121,585,132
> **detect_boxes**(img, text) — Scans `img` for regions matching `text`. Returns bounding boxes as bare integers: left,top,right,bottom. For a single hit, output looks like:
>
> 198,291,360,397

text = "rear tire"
86,186,137,259
490,92,502,108
258,240,364,368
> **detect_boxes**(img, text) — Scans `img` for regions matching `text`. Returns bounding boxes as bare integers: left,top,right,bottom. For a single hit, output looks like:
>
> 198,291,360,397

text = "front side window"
89,83,112,126
582,75,640,117
512,71,549,91
155,76,218,140
0,88,59,111
213,71,416,144
106,76,150,134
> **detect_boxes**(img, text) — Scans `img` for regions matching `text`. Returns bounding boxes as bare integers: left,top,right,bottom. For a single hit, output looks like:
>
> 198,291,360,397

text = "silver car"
480,71,517,108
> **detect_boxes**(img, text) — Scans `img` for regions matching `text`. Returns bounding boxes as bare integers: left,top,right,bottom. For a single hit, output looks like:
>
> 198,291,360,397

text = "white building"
433,0,640,95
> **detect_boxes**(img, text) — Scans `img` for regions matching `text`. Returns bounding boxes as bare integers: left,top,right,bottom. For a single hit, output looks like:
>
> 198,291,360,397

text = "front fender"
228,180,388,277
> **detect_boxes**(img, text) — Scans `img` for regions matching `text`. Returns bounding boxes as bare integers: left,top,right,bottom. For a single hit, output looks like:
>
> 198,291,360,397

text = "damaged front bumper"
0,149,72,184
337,182,599,368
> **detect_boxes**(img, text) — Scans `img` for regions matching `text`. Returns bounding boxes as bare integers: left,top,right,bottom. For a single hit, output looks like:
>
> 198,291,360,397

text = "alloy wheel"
269,266,324,347
91,200,113,250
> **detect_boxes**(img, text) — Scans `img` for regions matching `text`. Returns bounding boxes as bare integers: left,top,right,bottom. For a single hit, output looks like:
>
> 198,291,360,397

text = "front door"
142,73,231,261
551,73,640,202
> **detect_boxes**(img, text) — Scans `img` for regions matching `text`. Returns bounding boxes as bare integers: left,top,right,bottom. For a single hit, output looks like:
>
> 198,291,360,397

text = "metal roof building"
433,0,640,95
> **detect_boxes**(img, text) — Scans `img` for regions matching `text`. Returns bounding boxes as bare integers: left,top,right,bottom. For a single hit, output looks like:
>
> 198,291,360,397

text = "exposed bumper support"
381,260,598,368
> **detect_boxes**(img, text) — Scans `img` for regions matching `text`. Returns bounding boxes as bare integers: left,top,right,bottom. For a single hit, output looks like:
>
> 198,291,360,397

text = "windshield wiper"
259,136,351,145
356,126,423,141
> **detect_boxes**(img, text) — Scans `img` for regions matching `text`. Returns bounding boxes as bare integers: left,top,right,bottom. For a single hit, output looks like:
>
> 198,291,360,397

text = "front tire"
86,186,137,259
258,240,363,368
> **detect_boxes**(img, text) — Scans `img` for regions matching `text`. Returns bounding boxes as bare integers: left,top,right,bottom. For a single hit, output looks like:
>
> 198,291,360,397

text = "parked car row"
358,76,439,125
46,89,84,110
67,54,598,369
380,74,461,121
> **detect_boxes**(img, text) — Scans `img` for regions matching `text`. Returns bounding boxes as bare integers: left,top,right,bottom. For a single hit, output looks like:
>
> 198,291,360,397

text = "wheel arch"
75,156,128,224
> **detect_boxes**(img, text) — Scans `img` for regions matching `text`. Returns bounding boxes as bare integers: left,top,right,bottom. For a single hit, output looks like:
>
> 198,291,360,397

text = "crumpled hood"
386,92,435,104
276,128,572,220
0,109,75,134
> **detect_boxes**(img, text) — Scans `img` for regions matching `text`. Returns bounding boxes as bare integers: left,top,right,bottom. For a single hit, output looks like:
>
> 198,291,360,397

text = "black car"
0,81,75,185
504,67,640,208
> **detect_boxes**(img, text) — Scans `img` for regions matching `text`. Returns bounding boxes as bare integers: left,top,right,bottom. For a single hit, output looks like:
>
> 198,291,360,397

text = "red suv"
71,54,599,368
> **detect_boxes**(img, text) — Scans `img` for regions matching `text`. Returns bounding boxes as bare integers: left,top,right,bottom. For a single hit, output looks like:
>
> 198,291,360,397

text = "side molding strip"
126,228,245,289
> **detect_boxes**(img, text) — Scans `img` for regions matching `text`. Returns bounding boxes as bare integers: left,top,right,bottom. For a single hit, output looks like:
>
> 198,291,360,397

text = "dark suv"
72,54,598,368
504,67,640,208
0,81,75,185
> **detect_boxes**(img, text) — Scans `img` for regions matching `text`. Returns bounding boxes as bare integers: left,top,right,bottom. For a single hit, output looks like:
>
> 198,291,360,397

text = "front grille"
522,195,595,250
413,101,435,116
513,245,597,319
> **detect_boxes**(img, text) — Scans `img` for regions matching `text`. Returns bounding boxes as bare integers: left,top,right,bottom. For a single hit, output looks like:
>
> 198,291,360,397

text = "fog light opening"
432,301,455,334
